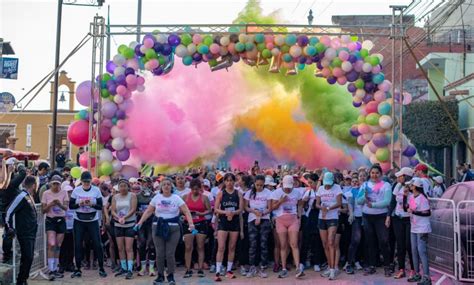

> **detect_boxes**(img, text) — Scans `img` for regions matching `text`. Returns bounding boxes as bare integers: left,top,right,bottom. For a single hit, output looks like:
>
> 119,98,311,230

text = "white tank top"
114,192,135,228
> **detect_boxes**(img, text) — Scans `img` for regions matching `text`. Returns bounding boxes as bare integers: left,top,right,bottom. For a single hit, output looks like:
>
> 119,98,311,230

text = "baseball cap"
395,167,414,177
323,172,334,186
129,177,138,184
433,176,444,184
282,175,294,188
49,175,62,184
80,171,93,182
406,178,423,188
414,164,428,172
202,179,211,188
264,175,276,186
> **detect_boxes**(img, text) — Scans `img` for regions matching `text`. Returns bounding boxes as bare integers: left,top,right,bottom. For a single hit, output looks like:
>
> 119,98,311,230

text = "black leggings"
73,220,104,270
392,217,414,270
138,223,155,262
59,230,74,268
300,210,325,266
362,214,391,268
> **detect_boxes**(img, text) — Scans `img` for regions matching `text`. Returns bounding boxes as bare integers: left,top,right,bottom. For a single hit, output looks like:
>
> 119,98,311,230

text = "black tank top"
220,189,239,214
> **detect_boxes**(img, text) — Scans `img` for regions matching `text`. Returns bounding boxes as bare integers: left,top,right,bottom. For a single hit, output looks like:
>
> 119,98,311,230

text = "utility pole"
51,0,63,169
137,0,143,42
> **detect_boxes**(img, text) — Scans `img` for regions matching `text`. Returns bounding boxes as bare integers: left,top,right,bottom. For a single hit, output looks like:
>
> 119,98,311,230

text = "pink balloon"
147,59,159,70
378,80,392,92
330,38,341,49
320,35,331,46
102,118,113,128
136,76,145,86
332,67,344,77
337,76,347,85
338,50,349,61
368,141,378,153
402,92,412,105
99,125,111,144
79,151,95,168
125,75,137,86
372,65,381,74
321,67,331,77
365,101,379,114
67,120,89,147
380,162,391,173
358,123,370,134
354,60,364,72
357,135,368,146
347,42,357,52
210,43,220,54
264,35,274,44
266,43,274,50
116,85,128,96
119,99,134,112
143,38,154,49
374,91,386,102
192,34,202,45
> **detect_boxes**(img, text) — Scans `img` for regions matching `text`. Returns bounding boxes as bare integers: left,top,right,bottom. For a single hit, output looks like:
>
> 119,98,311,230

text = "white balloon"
187,43,197,54
99,149,114,162
114,66,125,77
362,62,373,73
220,36,230,46
140,45,148,54
110,126,125,139
112,137,125,151
155,34,167,44
362,40,374,51
114,94,124,104
341,61,353,72
113,54,126,66
112,160,123,172
175,45,188,58
128,41,139,49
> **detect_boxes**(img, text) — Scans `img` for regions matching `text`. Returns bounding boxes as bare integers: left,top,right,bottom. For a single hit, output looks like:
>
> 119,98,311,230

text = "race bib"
225,207,235,212
118,210,127,218
52,206,63,214
283,205,293,213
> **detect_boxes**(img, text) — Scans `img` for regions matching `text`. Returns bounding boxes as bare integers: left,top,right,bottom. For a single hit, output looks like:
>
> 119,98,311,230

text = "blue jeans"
410,232,430,277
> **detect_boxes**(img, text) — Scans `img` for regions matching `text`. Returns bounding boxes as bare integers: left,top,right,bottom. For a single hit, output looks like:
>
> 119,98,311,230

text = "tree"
403,100,460,148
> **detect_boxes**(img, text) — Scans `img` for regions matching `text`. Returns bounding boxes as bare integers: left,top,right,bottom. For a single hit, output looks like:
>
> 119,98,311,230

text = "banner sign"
0,57,19,79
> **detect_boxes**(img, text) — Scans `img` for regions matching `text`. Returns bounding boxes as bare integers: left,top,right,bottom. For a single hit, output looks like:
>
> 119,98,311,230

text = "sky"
1,0,412,110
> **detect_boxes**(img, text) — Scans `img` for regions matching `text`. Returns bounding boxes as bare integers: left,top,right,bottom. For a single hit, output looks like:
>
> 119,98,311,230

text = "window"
48,125,70,160
0,125,16,148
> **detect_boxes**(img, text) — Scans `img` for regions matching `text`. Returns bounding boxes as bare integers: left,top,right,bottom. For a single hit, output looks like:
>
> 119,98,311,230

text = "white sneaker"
258,269,268,278
314,265,321,272
335,268,341,276
246,266,256,278
342,262,349,270
355,262,363,270
329,269,336,280
240,266,248,276
299,263,305,271
321,269,330,278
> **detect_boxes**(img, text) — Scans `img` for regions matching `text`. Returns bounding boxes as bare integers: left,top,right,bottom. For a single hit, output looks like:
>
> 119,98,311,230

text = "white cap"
433,176,444,184
129,177,138,183
282,175,294,188
202,179,211,188
395,167,414,178
264,175,276,186
406,177,423,188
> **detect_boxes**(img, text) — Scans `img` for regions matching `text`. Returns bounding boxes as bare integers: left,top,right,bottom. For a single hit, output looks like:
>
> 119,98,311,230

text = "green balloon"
315,42,326,53
158,56,166,65
208,59,218,67
74,113,81,120
282,53,293,63
376,148,390,162
245,42,255,51
357,115,366,124
182,55,193,66
255,34,265,43
351,36,359,41
100,161,113,176
360,48,369,58
262,49,272,58
145,49,157,60
280,45,290,53
117,44,128,54
229,27,240,33
331,58,342,67
71,167,82,179
366,113,381,126
235,42,245,53
123,48,135,59
203,36,213,46
181,34,192,46
102,73,111,81
101,89,110,98
369,56,380,66
257,43,266,52
355,79,365,89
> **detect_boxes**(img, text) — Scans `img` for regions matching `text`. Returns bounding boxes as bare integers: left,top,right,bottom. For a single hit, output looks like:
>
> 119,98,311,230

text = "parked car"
430,182,474,280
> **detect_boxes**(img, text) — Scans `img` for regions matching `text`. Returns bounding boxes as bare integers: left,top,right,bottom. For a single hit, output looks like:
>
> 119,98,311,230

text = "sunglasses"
82,180,91,183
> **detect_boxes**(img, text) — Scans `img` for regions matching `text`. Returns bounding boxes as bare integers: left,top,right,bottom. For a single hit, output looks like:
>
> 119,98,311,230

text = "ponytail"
251,175,265,200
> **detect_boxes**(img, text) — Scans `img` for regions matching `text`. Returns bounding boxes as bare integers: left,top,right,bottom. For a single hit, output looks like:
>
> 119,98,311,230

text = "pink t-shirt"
41,189,69,218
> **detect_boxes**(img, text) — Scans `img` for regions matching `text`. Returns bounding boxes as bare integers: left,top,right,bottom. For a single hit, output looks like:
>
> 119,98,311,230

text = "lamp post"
50,0,104,169
307,9,314,26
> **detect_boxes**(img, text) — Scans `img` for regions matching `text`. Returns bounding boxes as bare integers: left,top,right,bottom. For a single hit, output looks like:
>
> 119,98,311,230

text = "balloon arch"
67,30,418,179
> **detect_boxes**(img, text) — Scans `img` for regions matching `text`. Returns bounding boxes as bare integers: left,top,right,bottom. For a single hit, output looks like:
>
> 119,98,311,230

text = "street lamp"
51,0,104,169
307,9,314,26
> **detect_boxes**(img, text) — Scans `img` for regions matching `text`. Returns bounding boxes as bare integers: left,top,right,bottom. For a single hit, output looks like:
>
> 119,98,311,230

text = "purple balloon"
116,148,130,161
105,141,115,152
372,133,389,147
346,70,359,82
106,79,115,87
192,53,202,61
364,82,375,93
297,35,309,47
106,61,116,73
403,145,417,157
161,44,172,56
152,67,164,76
99,126,111,144
102,102,118,118
356,42,362,50
108,84,117,95
116,75,126,85
347,83,357,93
213,35,221,44
316,62,323,70
115,109,126,120
352,101,362,108
124,67,135,76
362,73,373,82
362,94,374,104
168,34,181,46
153,42,163,53
120,165,139,179
350,127,360,137
135,44,144,56
348,55,357,63
312,55,320,62
298,57,307,64
327,76,337,84
231,54,241,63
305,58,313,65
410,158,420,167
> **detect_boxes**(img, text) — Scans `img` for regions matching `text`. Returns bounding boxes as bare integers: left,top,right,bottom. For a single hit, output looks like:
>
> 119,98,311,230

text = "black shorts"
45,217,66,234
217,217,240,232
318,219,338,230
183,220,208,235
114,226,136,238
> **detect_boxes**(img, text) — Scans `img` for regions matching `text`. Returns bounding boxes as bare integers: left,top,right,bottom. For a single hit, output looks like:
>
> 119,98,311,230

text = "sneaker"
125,270,133,279
226,271,236,279
92,261,98,270
384,267,392,277
149,266,156,276
240,266,248,276
113,266,121,273
209,265,216,273
99,268,107,278
278,268,288,278
273,263,281,273
389,263,395,273
258,269,268,278
220,267,226,276
313,264,321,272
115,268,127,277
215,273,222,282
138,267,147,276
153,274,165,285
417,276,432,285
295,268,305,278
345,265,354,274
342,262,349,270
394,269,406,279
355,261,363,270
167,274,176,285
197,269,205,277
71,270,82,278
335,269,341,276
183,270,193,278
54,271,64,278
408,270,416,279
320,269,331,278
408,273,422,282
48,271,56,281
246,266,256,278
329,269,336,280
363,266,376,276
58,267,65,274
